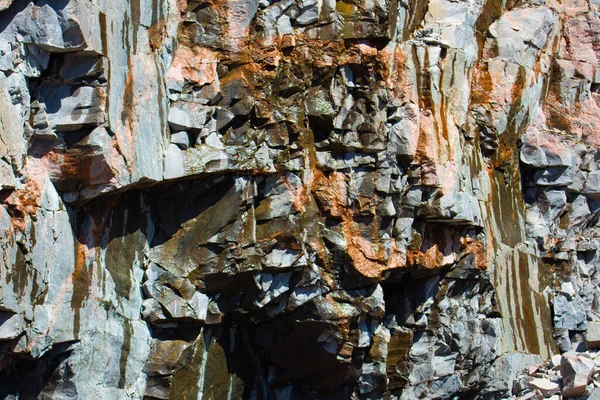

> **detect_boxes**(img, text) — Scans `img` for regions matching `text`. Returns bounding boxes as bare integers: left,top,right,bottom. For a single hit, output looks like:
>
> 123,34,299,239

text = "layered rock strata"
0,0,598,398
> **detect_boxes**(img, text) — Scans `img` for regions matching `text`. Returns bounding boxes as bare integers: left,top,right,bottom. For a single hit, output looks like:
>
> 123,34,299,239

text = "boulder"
561,352,595,398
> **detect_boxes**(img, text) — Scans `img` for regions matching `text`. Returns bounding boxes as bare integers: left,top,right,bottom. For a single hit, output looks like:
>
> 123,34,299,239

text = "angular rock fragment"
170,131,190,149
588,322,600,350
38,84,105,131
583,171,600,199
561,353,595,398
0,311,24,340
529,378,560,397
168,102,210,131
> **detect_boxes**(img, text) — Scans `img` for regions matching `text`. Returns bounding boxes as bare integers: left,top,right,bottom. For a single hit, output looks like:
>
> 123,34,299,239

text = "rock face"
0,0,598,398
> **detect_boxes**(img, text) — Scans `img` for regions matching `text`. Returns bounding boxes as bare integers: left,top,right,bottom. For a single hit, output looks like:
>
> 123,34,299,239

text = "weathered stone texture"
0,0,598,398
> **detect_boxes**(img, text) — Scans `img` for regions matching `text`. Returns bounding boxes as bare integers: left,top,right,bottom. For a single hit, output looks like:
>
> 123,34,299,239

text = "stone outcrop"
0,0,598,398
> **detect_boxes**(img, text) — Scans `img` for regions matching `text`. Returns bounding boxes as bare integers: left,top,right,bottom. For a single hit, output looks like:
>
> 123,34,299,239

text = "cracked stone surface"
0,0,598,398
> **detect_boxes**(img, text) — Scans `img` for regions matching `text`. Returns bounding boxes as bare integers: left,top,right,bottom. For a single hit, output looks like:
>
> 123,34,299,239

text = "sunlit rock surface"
0,0,598,398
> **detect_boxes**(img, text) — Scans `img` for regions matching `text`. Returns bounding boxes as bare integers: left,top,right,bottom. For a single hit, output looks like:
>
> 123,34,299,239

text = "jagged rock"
0,159,14,189
168,102,210,131
583,171,600,199
214,108,235,131
170,131,190,149
488,353,545,393
143,340,192,377
529,378,560,397
561,282,577,298
521,144,549,168
296,0,319,26
533,167,575,186
561,353,595,398
0,312,24,340
389,117,419,161
37,84,105,131
306,87,334,118
0,2,86,53
58,52,105,82
554,293,588,331
163,143,186,179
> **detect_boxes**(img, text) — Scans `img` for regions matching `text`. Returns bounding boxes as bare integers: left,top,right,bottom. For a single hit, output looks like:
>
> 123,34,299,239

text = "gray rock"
554,294,587,330
568,170,587,193
3,3,86,53
489,7,557,67
0,0,595,397
428,374,463,400
545,147,574,168
487,353,544,393
168,102,210,131
59,52,104,81
521,144,548,168
214,107,235,131
0,312,24,340
587,321,600,349
0,159,15,189
533,167,575,186
583,171,600,199
170,131,190,149
38,84,105,131
163,143,185,179
568,195,591,226
359,361,387,393
589,388,600,400
561,353,595,398
389,118,419,160
254,272,291,307
141,298,168,324
277,15,294,35
561,282,577,298
296,4,319,25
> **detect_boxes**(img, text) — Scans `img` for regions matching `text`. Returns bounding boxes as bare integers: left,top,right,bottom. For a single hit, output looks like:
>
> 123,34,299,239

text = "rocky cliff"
0,0,599,398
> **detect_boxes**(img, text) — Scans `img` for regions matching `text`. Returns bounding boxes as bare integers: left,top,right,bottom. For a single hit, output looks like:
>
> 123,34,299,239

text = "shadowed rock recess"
0,0,599,398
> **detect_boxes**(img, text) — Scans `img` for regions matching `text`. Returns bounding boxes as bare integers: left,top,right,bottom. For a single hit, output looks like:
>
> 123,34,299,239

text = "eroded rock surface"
0,0,598,398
